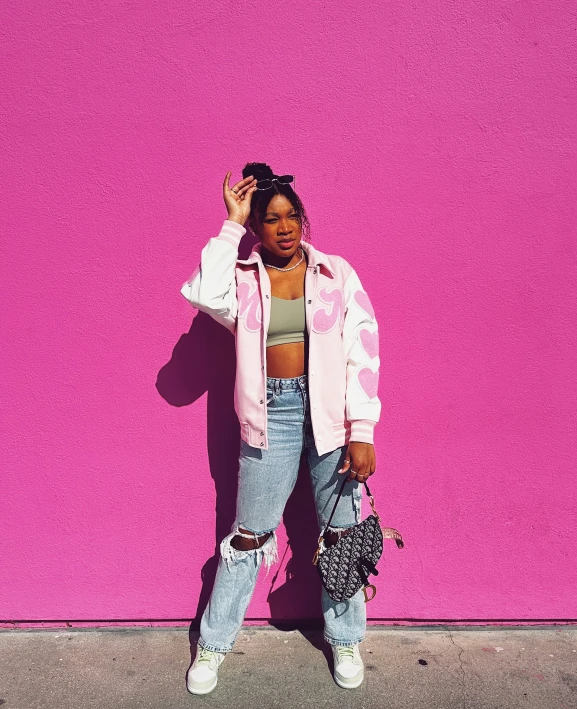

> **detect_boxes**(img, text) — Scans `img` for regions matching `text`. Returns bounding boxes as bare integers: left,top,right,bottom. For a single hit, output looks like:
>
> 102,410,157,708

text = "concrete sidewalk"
1,626,576,708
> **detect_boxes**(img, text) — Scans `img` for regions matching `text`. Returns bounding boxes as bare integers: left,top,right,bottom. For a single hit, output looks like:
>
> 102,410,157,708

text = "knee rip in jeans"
220,525,279,575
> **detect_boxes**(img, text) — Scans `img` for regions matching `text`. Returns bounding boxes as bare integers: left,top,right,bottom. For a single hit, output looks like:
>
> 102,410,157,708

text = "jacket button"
313,268,317,273
307,299,311,304
260,431,264,436
260,399,264,404
260,442,264,446
266,294,269,298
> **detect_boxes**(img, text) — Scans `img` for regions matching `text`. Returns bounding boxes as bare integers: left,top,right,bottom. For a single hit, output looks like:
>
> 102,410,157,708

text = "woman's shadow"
157,238,325,639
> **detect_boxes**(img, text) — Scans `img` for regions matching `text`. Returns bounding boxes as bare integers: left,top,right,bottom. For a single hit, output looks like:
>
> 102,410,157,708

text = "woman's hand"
223,171,257,226
338,441,376,483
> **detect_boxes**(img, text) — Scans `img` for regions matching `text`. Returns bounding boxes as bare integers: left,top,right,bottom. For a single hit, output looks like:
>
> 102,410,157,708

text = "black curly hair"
241,162,311,241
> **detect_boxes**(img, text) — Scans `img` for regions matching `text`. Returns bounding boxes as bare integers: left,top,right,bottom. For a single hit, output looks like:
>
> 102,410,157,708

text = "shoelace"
336,646,357,663
197,648,219,667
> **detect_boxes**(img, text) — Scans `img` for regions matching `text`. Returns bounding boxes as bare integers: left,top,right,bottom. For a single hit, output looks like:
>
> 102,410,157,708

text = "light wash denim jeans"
198,374,366,653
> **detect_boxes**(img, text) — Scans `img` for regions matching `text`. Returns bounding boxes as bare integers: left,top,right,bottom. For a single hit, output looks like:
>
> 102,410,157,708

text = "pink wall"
1,1,576,625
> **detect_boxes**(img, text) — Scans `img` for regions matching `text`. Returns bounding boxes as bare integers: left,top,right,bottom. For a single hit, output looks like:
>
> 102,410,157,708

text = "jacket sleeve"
342,266,381,444
180,219,246,334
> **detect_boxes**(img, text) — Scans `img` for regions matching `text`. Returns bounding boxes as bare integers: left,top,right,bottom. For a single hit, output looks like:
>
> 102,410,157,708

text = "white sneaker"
331,643,364,689
186,646,226,695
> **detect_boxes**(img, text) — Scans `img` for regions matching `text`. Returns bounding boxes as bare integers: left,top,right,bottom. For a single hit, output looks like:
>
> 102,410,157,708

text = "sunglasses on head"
255,174,295,190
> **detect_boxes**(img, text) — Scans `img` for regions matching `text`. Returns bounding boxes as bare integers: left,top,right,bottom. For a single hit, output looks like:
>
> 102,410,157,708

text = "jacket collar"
237,238,334,276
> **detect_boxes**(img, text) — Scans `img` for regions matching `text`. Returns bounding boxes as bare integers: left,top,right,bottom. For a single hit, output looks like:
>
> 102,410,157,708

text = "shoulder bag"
313,475,404,603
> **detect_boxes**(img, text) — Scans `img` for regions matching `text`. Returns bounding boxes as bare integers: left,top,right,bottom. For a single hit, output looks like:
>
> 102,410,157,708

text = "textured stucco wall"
1,1,576,624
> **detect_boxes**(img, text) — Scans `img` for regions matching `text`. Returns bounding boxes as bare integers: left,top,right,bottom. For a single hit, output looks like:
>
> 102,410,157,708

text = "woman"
180,163,381,694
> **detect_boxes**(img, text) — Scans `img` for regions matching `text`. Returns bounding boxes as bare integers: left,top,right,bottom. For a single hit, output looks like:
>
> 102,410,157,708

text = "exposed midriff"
266,339,308,378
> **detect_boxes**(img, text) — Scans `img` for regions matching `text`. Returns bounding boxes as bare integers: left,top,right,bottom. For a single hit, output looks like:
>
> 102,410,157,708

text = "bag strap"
324,475,371,531
323,475,404,549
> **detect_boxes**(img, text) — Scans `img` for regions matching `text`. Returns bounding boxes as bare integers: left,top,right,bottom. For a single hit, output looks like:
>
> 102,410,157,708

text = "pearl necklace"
262,246,305,272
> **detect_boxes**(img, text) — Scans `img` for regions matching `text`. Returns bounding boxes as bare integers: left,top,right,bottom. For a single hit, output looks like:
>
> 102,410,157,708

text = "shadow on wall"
156,286,323,628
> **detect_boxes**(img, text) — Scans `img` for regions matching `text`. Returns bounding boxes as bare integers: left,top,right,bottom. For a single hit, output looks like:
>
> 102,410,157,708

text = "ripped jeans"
198,374,367,653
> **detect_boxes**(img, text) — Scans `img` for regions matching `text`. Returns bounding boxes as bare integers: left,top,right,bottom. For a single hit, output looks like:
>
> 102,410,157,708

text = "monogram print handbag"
313,475,404,603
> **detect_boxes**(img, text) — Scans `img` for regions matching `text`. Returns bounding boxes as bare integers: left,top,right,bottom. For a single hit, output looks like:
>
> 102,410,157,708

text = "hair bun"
242,162,274,181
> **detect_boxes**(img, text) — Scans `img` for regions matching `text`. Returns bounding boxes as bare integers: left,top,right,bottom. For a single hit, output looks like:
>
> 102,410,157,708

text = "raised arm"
180,172,257,334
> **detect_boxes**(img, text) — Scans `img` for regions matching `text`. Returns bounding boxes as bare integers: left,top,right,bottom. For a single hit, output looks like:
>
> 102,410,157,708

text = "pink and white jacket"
180,219,381,456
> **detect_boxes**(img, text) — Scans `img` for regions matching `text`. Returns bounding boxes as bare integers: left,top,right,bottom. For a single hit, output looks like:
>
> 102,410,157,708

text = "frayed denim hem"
324,635,365,648
197,637,234,654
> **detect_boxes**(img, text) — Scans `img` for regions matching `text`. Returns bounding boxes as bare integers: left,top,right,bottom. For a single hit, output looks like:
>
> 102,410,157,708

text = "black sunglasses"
255,174,295,191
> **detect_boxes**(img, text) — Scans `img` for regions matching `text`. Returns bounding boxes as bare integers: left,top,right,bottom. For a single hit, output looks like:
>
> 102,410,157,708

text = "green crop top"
266,296,307,347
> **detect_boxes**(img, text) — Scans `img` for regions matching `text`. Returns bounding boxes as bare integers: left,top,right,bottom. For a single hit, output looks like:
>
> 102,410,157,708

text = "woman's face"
253,193,302,259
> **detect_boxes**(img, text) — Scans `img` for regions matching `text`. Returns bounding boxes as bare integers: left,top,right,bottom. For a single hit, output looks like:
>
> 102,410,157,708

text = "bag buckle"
368,494,380,521
312,533,324,565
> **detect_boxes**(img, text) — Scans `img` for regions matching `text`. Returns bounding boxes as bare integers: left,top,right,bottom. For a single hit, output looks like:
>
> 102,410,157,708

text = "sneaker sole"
334,668,364,689
186,675,218,695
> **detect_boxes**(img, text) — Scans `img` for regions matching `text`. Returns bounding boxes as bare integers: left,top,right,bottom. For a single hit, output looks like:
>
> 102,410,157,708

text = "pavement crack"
446,627,467,709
